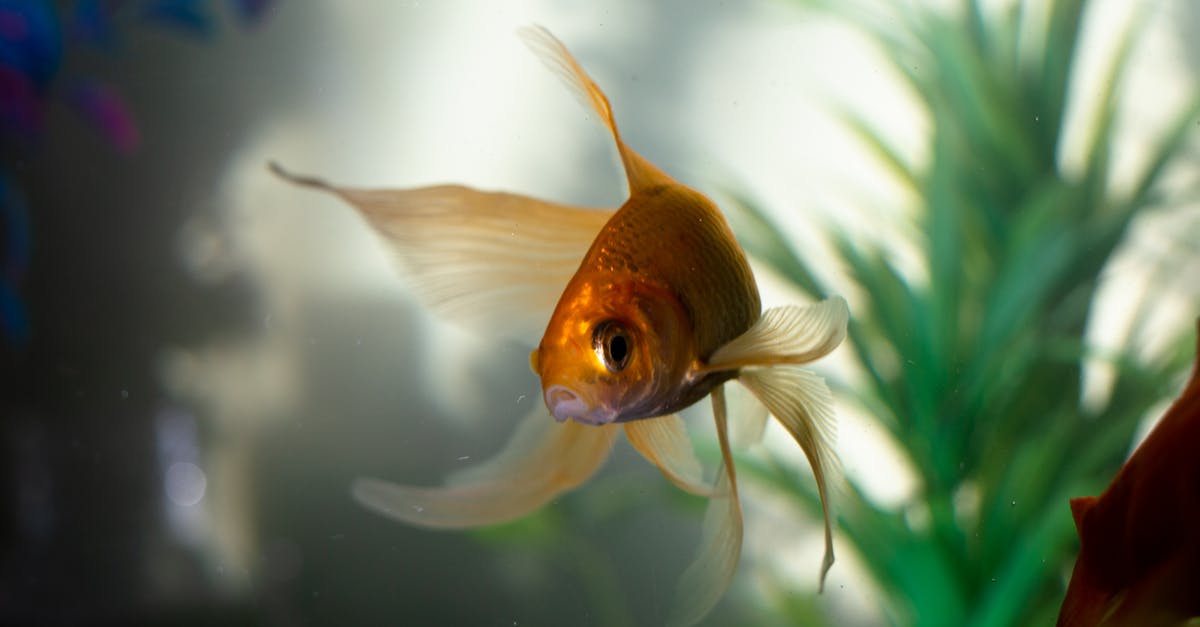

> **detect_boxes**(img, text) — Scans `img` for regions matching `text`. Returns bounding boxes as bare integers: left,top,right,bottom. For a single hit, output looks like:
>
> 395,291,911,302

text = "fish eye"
592,320,631,373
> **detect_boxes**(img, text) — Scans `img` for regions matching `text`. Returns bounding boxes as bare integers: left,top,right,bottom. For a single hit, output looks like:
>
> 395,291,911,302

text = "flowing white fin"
705,296,849,372
271,163,613,343
624,414,720,497
518,25,671,193
726,383,770,448
738,367,840,591
352,407,618,529
669,385,742,627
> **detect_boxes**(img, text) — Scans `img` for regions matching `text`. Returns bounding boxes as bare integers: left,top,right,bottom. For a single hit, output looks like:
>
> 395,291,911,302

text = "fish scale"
585,184,761,360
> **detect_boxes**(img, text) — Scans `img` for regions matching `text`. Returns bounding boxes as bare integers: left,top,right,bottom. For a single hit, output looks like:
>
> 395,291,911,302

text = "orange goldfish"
1058,321,1200,627
272,26,847,626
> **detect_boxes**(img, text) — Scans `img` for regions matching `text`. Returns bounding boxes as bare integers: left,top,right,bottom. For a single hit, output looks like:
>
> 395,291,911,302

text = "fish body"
534,182,760,426
273,26,847,626
1058,323,1200,626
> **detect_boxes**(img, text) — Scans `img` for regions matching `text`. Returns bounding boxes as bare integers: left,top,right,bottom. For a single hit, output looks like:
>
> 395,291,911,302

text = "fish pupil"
608,334,628,366
593,320,631,373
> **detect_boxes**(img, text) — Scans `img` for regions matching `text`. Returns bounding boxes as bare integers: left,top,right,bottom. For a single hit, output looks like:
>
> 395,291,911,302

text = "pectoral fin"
352,407,618,529
669,385,743,627
705,296,849,372
271,163,613,342
624,414,720,497
519,26,672,193
738,367,840,591
727,383,770,448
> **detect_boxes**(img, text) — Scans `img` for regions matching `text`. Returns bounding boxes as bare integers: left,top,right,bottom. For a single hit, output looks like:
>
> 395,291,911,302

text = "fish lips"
545,385,619,425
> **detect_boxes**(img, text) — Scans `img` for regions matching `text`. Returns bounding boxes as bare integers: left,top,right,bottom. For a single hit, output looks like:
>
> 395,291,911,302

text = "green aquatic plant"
729,0,1200,624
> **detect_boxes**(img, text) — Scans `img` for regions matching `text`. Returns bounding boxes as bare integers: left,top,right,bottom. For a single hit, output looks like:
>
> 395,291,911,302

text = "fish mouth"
545,385,617,425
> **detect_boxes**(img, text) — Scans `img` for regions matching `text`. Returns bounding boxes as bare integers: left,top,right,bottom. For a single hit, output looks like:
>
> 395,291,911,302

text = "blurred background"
2,0,1197,625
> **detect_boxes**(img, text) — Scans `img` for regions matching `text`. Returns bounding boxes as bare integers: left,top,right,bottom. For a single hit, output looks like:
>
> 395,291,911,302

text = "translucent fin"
518,25,671,192
705,296,849,372
624,414,719,497
270,162,613,342
352,408,619,529
669,385,743,627
738,366,840,591
727,383,770,448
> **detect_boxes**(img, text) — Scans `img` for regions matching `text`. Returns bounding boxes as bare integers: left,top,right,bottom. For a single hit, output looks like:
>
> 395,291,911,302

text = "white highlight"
165,462,208,507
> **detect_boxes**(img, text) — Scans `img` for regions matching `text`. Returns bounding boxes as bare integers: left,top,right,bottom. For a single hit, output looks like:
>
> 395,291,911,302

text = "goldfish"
1057,321,1200,627
272,26,848,626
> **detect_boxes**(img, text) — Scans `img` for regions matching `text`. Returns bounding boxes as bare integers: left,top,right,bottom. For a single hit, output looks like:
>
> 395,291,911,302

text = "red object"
1058,322,1200,626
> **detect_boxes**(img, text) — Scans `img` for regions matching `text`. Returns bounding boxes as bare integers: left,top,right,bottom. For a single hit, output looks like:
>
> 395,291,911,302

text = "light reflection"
165,461,208,507
155,407,210,546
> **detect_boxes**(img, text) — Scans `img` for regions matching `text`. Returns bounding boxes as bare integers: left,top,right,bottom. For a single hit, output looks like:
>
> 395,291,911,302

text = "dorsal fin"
1070,496,1097,535
519,25,672,193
